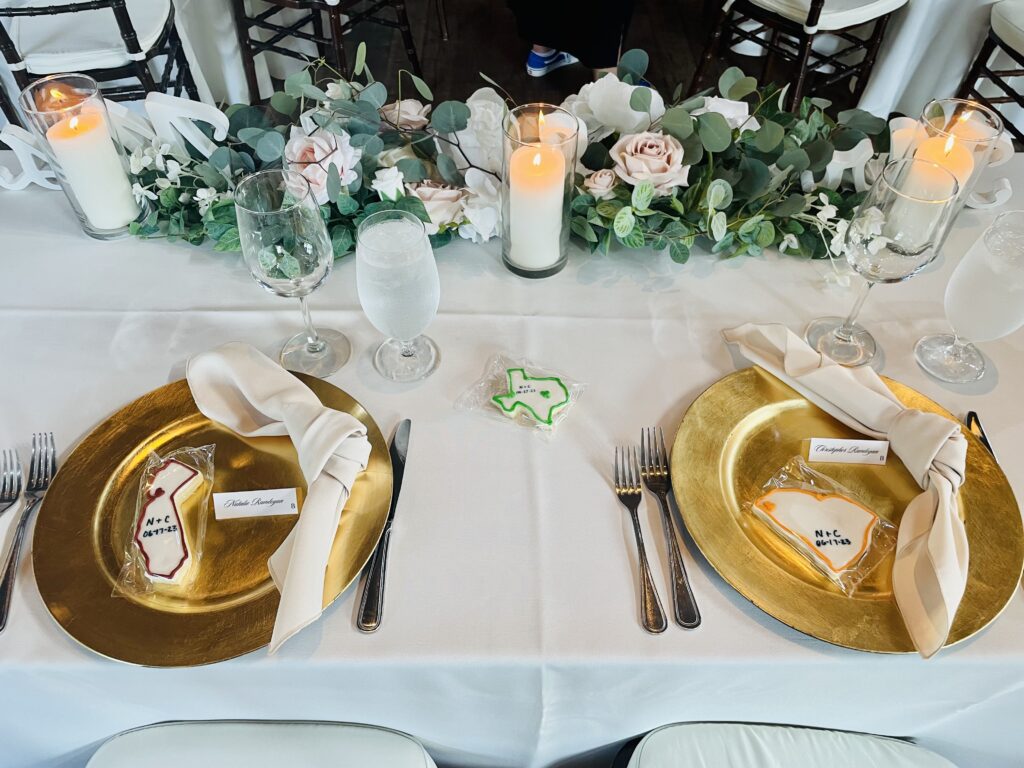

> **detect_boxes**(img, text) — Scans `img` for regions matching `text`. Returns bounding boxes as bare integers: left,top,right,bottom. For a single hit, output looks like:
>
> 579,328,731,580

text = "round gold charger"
33,375,392,666
671,366,1023,653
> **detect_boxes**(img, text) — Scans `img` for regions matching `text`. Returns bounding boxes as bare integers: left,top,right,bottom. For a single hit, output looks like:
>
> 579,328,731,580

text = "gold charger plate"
672,366,1023,653
33,375,392,666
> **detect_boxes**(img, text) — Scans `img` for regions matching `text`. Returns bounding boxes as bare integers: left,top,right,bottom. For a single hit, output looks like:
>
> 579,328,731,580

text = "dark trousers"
507,0,636,68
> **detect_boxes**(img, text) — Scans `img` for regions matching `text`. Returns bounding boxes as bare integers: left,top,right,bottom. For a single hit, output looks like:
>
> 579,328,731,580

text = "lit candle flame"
69,116,80,131
943,134,956,156
532,151,542,167
49,88,66,102
538,109,546,128
959,110,974,124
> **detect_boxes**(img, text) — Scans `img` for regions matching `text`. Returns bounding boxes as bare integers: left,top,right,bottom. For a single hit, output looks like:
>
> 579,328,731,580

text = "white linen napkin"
186,342,371,653
722,323,969,658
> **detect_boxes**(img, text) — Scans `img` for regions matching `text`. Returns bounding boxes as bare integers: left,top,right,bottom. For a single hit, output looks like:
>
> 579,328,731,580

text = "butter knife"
965,411,996,460
357,419,410,633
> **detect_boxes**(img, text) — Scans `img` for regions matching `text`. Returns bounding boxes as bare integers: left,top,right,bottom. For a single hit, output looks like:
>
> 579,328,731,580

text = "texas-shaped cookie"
492,368,571,426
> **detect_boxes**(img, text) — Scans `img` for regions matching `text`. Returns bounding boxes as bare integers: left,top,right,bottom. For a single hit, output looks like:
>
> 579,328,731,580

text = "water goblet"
235,169,352,377
805,158,960,367
915,211,1024,383
356,210,441,382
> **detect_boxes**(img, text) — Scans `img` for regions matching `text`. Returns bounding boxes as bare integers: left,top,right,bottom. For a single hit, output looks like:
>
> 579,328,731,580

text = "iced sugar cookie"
133,458,204,585
752,488,879,574
492,368,571,426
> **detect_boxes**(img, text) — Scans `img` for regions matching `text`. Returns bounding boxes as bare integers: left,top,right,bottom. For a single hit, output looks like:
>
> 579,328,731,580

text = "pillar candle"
509,144,565,269
913,135,974,190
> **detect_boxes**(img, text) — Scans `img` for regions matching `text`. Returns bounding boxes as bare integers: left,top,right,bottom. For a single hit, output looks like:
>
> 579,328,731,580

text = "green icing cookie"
492,368,571,426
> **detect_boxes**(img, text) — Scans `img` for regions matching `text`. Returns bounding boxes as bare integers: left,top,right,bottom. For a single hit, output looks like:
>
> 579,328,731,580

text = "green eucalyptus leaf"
629,86,652,114
572,216,599,243
717,67,744,99
299,83,328,101
331,225,354,257
395,194,432,224
680,94,706,112
777,147,810,174
754,120,784,152
668,239,690,263
837,108,887,135
350,133,384,156
336,194,360,216
755,221,776,248
711,231,735,254
358,81,388,109
436,153,465,185
832,127,868,152
735,157,770,198
581,142,612,170
270,92,298,116
237,126,265,149
255,131,286,162
728,76,757,101
771,193,808,217
327,163,341,203
396,157,427,182
631,181,654,211
209,145,233,172
228,105,271,136
710,210,728,241
410,74,433,101
661,106,694,141
354,42,367,76
613,207,635,238
697,112,732,153
706,178,733,211
803,138,834,172
680,132,704,165
618,49,649,82
738,215,763,237
430,101,471,134
283,68,312,98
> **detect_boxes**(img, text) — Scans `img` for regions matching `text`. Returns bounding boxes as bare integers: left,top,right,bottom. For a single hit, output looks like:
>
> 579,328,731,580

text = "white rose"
448,87,505,174
583,169,618,200
459,168,499,243
371,166,405,201
378,144,418,167
561,74,665,141
325,81,350,101
405,180,466,235
692,97,760,132
610,131,690,196
380,99,432,130
298,107,319,135
284,126,362,205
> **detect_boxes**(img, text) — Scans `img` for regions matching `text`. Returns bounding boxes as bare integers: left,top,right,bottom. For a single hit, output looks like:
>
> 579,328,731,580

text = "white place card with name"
808,438,889,465
213,488,299,520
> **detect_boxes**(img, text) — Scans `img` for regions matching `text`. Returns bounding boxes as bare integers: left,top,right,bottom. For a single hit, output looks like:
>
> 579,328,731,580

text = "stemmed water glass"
356,209,441,382
915,211,1024,383
235,169,351,377
805,158,960,367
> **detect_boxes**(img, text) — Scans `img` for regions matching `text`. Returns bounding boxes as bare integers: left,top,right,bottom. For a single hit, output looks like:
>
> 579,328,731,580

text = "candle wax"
509,144,566,270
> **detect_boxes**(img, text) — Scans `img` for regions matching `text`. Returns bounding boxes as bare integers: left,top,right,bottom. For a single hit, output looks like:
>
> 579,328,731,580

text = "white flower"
447,87,505,174
284,126,362,205
857,205,886,238
829,218,849,255
178,191,192,204
560,74,665,142
298,108,319,135
131,182,156,203
583,169,618,200
129,151,152,175
405,180,466,235
380,99,432,130
371,166,405,201
195,187,219,214
325,82,349,101
779,233,799,254
816,194,838,222
155,177,172,190
867,236,891,254
692,97,760,132
458,168,499,243
378,144,418,167
165,158,182,184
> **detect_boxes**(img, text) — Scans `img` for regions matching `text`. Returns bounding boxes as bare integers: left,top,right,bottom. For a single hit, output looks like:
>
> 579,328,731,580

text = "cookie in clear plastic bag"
115,444,215,598
455,353,585,435
746,456,896,595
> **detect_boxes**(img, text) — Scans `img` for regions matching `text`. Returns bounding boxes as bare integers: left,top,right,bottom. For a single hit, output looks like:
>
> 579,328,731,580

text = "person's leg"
525,45,579,77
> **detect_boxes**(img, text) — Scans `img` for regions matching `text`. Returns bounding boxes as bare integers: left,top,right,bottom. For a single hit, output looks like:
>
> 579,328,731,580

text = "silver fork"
614,446,667,635
641,427,701,629
0,449,22,517
0,433,56,634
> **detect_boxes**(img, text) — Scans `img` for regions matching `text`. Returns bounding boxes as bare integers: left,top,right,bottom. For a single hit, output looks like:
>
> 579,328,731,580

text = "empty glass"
356,210,440,382
235,169,351,376
805,158,959,367
915,211,1024,383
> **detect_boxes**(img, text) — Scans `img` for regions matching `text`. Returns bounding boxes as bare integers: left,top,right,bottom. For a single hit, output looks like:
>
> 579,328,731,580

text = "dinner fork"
641,427,701,629
0,433,56,634
614,446,667,635
0,449,22,517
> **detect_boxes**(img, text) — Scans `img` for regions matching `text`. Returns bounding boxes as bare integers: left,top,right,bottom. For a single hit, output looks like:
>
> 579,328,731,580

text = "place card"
213,488,299,520
808,438,889,465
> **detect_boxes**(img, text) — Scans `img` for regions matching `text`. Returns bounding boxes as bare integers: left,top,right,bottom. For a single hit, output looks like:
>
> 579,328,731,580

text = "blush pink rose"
609,131,689,196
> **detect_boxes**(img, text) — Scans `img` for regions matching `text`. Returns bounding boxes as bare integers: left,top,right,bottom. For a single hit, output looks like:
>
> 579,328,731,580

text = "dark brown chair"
692,0,907,110
959,0,1024,143
0,0,197,120
230,0,424,101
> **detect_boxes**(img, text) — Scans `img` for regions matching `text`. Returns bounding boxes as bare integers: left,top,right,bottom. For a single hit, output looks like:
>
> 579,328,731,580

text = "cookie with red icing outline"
134,458,204,585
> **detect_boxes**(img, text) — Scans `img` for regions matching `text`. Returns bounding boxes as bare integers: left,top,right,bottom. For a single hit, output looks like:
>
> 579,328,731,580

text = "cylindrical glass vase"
893,99,1003,243
500,103,578,279
19,73,143,240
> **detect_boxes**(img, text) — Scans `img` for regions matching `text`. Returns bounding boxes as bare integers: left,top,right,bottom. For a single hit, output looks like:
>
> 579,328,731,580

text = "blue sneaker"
526,49,579,77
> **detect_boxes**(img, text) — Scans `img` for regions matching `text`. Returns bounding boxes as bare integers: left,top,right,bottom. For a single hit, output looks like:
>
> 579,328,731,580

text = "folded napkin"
186,342,371,653
722,323,968,658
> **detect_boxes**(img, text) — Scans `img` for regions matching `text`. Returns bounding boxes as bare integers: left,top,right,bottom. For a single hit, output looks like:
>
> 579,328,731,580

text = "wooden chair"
1,81,17,124
0,0,197,120
692,0,908,110
230,0,424,101
959,0,1024,143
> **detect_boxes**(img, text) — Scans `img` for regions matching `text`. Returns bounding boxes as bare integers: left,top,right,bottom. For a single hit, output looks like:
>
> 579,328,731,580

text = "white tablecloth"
1,155,1023,768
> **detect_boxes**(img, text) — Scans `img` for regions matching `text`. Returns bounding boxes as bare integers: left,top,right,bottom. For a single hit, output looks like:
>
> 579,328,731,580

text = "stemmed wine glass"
356,209,441,382
805,158,960,367
915,211,1024,383
235,169,351,377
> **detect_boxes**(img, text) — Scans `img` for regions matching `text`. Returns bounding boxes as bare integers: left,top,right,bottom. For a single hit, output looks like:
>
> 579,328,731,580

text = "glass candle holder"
894,99,1003,244
500,103,578,279
19,73,143,240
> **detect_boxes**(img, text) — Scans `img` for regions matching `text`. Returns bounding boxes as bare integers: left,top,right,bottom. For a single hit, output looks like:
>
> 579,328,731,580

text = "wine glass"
915,211,1024,383
235,169,351,377
805,158,960,367
356,209,441,382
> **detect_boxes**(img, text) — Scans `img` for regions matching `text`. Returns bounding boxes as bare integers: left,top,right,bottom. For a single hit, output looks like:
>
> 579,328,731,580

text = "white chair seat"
627,723,957,767
85,721,438,768
10,0,171,74
747,0,908,31
993,0,1024,56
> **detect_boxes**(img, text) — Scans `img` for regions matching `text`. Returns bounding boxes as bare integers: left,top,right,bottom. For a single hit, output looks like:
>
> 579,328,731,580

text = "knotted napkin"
722,323,968,658
186,342,371,653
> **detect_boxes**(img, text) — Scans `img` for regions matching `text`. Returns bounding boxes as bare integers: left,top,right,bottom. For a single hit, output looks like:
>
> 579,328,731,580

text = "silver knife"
357,419,410,632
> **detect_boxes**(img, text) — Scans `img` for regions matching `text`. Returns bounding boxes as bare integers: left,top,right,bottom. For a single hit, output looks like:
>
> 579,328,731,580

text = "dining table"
0,151,1023,768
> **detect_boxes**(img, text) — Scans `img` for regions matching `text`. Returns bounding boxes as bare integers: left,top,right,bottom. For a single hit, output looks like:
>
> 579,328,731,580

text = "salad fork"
614,446,667,635
0,433,56,634
641,426,701,629
0,449,22,517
